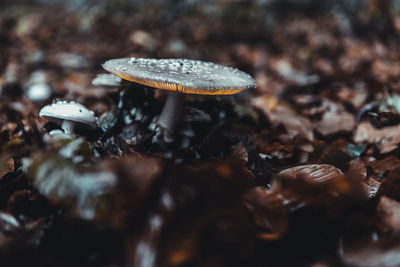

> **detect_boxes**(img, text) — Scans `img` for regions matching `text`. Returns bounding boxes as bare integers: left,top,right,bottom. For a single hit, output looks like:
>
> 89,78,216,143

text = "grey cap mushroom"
91,73,122,87
102,57,255,142
39,100,98,134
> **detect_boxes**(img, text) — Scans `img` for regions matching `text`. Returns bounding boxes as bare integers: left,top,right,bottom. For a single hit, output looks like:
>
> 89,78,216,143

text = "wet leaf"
272,164,366,207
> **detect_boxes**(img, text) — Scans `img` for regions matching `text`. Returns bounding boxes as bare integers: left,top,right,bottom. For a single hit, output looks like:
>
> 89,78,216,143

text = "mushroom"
102,57,255,142
39,100,98,134
91,73,121,87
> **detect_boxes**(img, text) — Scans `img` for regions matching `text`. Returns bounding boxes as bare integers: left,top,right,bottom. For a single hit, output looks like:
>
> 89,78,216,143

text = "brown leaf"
244,186,288,239
272,164,366,207
253,98,314,142
230,142,248,162
341,235,400,267
315,111,355,137
274,164,346,187
365,155,400,177
113,154,163,225
378,167,400,200
317,139,353,169
377,196,400,233
337,85,368,109
346,158,367,182
364,156,400,198
0,158,14,180
353,122,400,153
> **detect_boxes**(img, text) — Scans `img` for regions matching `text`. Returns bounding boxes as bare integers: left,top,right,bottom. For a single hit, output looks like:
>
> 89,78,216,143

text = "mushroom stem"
61,120,75,134
157,92,184,141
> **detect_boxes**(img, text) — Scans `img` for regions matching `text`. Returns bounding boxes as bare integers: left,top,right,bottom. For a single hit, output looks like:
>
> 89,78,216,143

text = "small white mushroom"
39,100,98,134
91,73,122,87
27,83,52,102
26,70,52,102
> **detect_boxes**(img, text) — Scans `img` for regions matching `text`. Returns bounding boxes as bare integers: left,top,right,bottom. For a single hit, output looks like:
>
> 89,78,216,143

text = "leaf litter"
2,1,400,266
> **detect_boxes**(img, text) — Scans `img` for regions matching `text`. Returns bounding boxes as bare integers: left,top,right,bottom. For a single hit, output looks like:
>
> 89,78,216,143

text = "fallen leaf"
272,164,366,207
253,99,314,142
315,111,355,136
377,196,400,233
353,121,400,153
341,235,400,267
0,158,14,180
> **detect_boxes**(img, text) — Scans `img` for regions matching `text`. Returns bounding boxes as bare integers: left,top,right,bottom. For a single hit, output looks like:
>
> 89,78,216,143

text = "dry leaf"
315,111,355,136
354,122,400,153
253,99,314,142
0,158,14,179
377,196,400,233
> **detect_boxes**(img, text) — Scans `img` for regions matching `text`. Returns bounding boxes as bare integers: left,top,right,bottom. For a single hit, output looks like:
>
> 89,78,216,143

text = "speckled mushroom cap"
39,100,98,128
102,57,256,95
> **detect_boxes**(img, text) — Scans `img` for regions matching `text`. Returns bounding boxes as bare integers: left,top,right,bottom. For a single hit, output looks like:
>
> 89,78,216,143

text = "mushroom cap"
39,100,98,128
102,57,256,95
92,73,121,87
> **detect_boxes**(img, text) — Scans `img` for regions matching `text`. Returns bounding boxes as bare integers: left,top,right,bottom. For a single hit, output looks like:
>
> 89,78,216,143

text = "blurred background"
1,0,400,100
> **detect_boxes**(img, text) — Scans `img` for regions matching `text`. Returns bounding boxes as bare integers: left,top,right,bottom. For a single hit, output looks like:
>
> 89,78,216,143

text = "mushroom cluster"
102,57,256,142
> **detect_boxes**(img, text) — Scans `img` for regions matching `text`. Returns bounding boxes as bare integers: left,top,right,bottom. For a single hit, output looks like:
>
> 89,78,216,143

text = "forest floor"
1,1,400,266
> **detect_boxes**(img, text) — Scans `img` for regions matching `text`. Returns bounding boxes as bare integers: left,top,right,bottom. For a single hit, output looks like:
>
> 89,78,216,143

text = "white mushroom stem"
157,92,185,140
61,120,75,134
